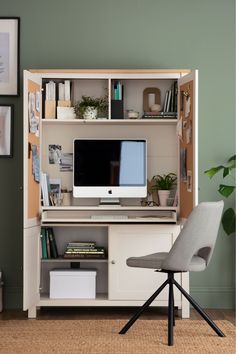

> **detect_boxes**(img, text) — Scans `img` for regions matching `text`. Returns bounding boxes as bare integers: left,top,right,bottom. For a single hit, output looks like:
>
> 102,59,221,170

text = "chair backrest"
162,201,224,272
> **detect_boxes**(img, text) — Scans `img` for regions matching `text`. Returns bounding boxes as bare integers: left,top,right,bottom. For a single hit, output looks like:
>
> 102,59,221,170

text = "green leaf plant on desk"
151,173,177,206
205,155,236,235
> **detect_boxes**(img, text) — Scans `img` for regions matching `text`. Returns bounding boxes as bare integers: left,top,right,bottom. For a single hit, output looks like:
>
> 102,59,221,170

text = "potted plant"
151,173,177,206
204,155,235,235
74,95,108,119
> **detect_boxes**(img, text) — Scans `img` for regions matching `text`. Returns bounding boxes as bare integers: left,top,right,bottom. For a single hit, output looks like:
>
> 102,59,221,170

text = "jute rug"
0,319,235,354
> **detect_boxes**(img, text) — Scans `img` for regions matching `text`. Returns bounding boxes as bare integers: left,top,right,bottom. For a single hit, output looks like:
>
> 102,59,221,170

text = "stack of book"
41,227,58,259
64,241,106,259
142,111,177,119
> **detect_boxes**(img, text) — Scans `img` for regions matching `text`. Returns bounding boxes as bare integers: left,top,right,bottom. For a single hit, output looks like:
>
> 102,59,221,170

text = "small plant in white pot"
151,173,177,206
74,95,108,120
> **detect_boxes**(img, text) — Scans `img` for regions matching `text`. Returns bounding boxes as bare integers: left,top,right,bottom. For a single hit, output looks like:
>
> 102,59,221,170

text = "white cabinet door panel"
23,226,40,311
109,224,180,301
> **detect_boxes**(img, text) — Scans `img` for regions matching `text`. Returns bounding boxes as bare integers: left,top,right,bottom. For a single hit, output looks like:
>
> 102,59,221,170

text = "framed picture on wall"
0,17,20,96
0,104,14,157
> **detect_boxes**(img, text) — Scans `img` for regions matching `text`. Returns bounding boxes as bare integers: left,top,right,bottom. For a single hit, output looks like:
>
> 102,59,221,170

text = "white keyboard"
90,215,128,220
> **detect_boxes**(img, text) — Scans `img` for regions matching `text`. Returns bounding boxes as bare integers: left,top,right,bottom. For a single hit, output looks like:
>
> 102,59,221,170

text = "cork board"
179,80,194,218
28,80,40,219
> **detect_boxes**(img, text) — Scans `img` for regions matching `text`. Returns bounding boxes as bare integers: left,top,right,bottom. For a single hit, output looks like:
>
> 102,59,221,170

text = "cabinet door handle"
111,260,116,264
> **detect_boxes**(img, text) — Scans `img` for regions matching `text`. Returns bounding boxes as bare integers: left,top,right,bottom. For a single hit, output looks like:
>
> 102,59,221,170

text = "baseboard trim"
190,286,235,308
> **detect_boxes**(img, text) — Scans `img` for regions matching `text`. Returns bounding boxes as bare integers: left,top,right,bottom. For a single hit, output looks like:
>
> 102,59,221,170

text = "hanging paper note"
185,96,191,118
31,144,40,183
177,117,183,140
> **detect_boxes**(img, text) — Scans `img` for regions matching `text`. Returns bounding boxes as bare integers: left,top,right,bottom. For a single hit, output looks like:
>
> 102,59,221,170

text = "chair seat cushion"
126,252,206,272
127,252,168,269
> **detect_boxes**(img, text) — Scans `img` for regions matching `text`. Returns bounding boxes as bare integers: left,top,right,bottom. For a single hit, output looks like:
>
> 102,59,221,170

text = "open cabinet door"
23,71,42,314
178,70,198,219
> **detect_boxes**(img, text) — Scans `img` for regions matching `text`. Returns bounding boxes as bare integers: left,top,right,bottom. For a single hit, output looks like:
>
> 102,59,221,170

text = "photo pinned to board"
187,170,192,192
59,152,73,172
185,96,191,118
180,147,187,182
186,121,192,144
28,92,39,136
177,116,183,140
48,144,62,164
31,144,40,183
36,91,40,112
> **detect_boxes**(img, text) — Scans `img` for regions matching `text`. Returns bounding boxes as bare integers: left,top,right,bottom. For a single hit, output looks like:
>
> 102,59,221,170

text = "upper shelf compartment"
42,78,108,120
41,77,178,122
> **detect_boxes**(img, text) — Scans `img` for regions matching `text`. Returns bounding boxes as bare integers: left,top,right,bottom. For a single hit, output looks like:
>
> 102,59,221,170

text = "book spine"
51,228,59,257
41,228,48,259
166,90,171,112
45,228,51,258
48,228,58,258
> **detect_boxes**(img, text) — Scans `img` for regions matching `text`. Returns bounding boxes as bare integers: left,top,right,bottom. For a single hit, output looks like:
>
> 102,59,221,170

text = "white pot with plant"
151,173,177,206
74,95,108,120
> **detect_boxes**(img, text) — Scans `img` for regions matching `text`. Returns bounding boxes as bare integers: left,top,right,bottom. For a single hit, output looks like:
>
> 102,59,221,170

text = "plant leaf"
223,167,230,178
218,184,235,197
228,155,236,162
204,166,224,178
222,208,236,235
228,161,236,170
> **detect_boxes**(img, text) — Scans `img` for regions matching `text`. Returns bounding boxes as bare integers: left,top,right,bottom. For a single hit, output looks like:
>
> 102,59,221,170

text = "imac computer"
73,139,147,205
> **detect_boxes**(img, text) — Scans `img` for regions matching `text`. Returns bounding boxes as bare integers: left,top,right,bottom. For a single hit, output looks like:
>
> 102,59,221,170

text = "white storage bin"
50,269,96,299
57,106,76,120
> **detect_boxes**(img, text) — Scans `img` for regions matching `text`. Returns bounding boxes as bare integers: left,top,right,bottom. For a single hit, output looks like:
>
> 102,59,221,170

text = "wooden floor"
0,307,235,325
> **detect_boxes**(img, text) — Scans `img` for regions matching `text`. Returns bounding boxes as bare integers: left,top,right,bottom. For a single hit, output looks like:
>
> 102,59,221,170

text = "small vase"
158,190,170,206
62,192,72,206
83,107,98,120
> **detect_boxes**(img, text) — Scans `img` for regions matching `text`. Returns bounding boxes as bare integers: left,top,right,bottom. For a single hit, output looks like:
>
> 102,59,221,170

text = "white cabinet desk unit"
23,69,198,318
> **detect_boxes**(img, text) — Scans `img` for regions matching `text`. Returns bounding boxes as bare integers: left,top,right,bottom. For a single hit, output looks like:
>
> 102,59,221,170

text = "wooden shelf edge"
41,206,178,211
30,69,191,74
42,118,177,125
41,257,108,263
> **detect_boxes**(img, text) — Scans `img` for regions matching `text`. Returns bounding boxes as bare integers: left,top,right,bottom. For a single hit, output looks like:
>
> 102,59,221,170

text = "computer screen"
73,139,147,199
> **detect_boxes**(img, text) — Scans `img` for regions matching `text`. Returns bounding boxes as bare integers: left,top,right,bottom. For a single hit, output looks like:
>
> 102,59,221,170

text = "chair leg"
168,274,174,346
119,278,169,334
173,279,225,337
172,290,175,327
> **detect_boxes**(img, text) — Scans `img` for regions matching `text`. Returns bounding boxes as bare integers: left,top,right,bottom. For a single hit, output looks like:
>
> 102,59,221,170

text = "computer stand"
99,198,121,207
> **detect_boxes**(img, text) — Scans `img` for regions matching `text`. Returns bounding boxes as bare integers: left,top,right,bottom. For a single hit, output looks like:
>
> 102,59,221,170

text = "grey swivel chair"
119,201,225,346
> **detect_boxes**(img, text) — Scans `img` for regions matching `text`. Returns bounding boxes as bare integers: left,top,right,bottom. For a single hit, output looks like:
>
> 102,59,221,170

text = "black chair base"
119,271,225,346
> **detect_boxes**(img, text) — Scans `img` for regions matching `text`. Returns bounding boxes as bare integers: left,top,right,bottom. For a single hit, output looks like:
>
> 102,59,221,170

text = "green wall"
0,0,235,309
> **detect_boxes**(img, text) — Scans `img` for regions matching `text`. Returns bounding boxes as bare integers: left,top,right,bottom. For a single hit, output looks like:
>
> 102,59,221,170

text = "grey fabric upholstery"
127,253,206,271
126,201,224,272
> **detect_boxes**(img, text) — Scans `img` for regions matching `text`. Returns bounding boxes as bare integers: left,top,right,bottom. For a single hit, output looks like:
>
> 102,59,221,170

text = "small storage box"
50,269,96,299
